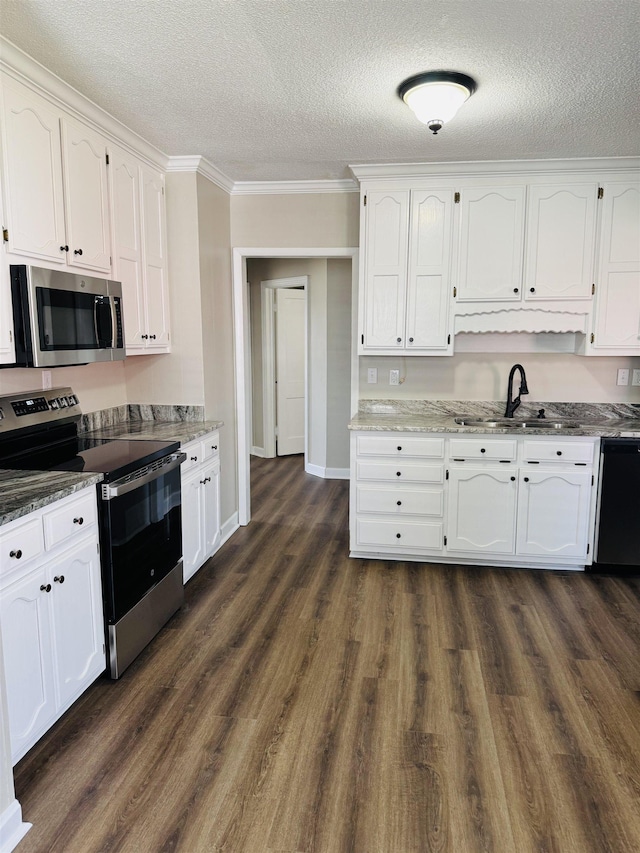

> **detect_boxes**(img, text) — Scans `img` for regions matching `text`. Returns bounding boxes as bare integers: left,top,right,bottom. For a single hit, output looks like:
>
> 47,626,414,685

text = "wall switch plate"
42,370,52,390
617,368,630,386
633,369,640,386
367,367,378,384
389,369,400,386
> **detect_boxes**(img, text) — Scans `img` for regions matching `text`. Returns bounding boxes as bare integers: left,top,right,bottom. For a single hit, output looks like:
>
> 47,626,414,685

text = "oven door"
99,453,185,624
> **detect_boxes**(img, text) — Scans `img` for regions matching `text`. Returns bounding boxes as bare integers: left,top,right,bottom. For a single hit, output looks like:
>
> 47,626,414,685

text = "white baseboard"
250,446,266,457
221,512,240,542
305,463,350,480
0,799,31,852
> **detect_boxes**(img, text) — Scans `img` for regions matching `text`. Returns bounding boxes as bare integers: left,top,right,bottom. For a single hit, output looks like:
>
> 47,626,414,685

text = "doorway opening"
233,248,359,525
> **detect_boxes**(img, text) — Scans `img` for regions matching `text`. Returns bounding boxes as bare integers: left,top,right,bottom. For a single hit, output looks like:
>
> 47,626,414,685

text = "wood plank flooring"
13,454,640,852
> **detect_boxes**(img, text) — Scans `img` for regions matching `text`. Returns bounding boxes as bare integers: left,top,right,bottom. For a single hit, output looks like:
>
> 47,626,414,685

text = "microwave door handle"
93,296,100,346
109,296,117,347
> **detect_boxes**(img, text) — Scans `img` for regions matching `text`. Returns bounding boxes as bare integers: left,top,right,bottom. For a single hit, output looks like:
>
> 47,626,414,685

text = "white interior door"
276,288,306,455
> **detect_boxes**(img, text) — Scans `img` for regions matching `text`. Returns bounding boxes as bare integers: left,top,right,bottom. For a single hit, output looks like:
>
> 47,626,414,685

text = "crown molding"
0,36,167,169
231,179,358,195
165,156,235,194
350,157,640,182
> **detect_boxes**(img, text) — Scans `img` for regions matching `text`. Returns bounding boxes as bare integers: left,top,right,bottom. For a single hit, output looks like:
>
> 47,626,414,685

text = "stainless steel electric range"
0,387,185,678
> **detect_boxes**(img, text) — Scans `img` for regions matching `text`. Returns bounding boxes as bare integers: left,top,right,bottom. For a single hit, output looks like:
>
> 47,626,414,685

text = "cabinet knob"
40,584,52,593
397,500,402,506
141,334,149,340
212,445,218,451
190,456,198,461
396,471,401,477
409,337,414,343
74,248,83,256
513,288,519,293
396,337,402,343
150,334,157,340
9,549,22,559
54,575,65,584
524,476,530,482
73,517,84,525
397,446,402,451
200,477,211,485
557,450,562,456
396,533,401,539
510,476,516,481
60,245,69,252
480,448,486,453
530,287,535,293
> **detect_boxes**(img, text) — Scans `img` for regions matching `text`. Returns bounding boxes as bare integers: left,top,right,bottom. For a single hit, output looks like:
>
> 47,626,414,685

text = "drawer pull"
397,446,402,451
9,549,22,559
480,448,486,453
191,456,198,461
556,451,562,456
212,445,218,450
396,533,401,539
54,575,65,584
40,584,52,593
396,471,401,477
73,517,84,525
397,500,402,506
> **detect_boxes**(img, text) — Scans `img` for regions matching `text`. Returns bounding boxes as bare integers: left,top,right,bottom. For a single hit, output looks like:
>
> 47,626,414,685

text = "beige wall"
359,351,640,404
326,259,352,470
0,362,127,411
231,192,360,248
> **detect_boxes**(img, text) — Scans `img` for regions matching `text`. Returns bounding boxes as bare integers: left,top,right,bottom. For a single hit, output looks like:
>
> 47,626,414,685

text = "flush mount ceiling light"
398,70,477,134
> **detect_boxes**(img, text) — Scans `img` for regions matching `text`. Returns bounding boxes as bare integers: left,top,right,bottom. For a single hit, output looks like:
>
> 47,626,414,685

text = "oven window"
36,288,112,350
100,466,183,622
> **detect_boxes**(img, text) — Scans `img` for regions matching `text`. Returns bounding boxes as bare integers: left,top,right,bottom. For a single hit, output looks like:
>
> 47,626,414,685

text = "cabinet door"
202,459,221,560
406,189,454,352
525,184,597,300
447,467,517,554
49,537,105,708
1,76,67,264
182,468,206,583
591,182,640,352
110,146,146,351
0,565,57,763
362,190,409,348
516,469,593,558
457,187,526,301
141,164,171,349
61,116,111,273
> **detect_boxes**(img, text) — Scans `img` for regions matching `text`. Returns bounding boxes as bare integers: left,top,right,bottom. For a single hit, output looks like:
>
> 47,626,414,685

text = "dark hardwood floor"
13,454,640,852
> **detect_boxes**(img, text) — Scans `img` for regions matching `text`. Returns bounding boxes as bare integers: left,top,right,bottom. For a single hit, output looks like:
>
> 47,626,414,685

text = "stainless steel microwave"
7,265,125,368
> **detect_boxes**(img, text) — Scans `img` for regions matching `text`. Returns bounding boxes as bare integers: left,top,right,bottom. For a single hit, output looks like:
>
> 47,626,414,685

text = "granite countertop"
86,419,224,444
0,469,104,528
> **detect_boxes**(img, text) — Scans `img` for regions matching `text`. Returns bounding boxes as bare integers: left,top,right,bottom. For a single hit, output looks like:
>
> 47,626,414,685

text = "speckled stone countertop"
349,400,640,437
85,419,223,443
0,470,103,527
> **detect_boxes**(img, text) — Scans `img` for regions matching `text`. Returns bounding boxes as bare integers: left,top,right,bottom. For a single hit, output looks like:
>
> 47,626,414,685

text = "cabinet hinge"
597,186,604,199
364,194,367,206
587,543,590,554
447,334,451,345
444,535,447,546
2,228,8,242
105,153,110,165
9,330,12,343
103,643,106,653
453,286,457,298
361,333,364,345
590,332,595,344
445,469,449,480
454,192,460,203
591,283,595,295
592,474,595,486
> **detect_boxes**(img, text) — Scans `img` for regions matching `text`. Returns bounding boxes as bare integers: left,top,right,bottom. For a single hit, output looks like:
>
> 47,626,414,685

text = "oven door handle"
101,451,187,500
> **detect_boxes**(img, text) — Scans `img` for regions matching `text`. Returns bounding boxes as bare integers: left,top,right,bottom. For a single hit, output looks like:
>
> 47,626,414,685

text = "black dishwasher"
593,438,640,570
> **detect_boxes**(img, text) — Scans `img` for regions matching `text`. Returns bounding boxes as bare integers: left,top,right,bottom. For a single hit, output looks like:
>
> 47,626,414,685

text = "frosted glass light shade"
399,71,476,134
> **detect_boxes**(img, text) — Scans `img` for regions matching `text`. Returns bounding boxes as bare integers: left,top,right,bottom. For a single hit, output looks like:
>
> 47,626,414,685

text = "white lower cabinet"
181,431,221,583
350,431,599,569
0,486,105,764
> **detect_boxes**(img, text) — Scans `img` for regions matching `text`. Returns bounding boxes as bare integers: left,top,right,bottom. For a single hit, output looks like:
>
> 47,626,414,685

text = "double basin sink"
454,417,583,430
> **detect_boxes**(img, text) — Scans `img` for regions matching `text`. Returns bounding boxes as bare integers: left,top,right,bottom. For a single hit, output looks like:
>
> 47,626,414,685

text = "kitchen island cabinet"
0,485,105,764
181,430,221,583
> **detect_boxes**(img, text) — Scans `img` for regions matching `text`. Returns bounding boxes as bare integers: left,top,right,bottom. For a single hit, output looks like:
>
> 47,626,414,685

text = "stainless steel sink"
454,417,583,429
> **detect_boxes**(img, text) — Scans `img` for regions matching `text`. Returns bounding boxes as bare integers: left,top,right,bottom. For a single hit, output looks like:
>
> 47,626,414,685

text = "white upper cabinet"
524,184,597,300
0,190,16,364
589,181,640,354
60,117,111,273
140,164,170,350
1,75,111,274
361,188,454,354
456,186,526,302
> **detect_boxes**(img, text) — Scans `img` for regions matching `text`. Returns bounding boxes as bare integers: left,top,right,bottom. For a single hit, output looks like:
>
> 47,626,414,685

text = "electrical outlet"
633,369,640,387
617,368,630,386
367,367,378,384
389,369,400,386
42,370,52,390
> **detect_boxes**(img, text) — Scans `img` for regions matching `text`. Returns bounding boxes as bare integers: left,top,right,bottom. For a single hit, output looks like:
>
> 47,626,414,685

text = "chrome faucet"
504,363,529,418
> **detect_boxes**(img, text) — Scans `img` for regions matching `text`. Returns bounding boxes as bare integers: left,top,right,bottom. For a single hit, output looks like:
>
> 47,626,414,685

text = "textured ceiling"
1,0,639,182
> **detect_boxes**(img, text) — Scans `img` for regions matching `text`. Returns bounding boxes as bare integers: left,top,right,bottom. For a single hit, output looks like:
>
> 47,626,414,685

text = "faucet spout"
504,363,529,418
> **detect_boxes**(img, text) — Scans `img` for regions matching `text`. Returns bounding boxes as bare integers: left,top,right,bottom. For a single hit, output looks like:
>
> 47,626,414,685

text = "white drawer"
43,490,97,550
356,461,445,483
356,485,444,517
356,435,444,458
0,515,44,574
356,518,443,550
181,439,205,472
449,438,517,461
202,431,220,461
522,440,594,464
